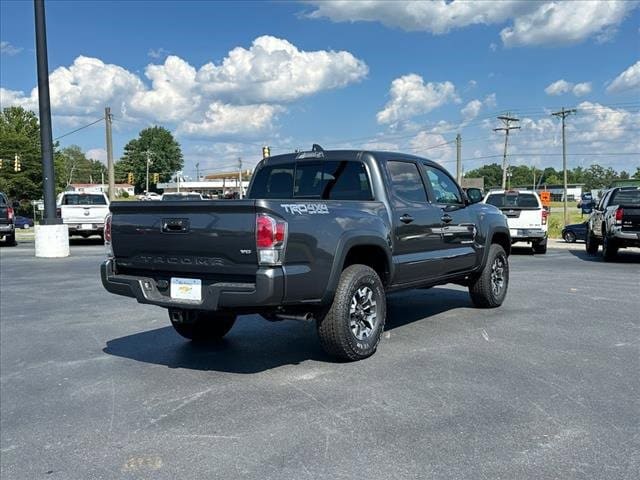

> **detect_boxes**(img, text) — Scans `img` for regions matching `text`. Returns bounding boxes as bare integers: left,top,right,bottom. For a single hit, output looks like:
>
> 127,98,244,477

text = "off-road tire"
5,232,16,246
602,235,618,262
585,227,599,255
169,310,236,341
533,237,547,254
469,244,509,308
317,264,386,361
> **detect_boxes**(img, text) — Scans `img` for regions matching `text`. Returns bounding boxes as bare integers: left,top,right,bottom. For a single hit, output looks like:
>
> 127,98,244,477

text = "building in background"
67,183,135,197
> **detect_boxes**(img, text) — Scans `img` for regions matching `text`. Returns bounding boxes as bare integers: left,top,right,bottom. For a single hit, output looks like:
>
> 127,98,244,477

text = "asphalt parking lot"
1,239,639,480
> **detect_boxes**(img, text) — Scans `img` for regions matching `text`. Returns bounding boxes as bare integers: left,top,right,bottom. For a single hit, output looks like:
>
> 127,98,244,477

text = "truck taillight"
7,207,14,221
104,214,112,243
541,209,548,225
256,214,287,265
615,207,624,224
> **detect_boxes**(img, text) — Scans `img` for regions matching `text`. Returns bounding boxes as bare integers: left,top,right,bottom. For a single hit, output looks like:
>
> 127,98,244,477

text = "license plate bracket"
170,277,202,301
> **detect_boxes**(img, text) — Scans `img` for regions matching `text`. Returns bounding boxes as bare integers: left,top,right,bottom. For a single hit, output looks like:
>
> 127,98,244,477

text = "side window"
423,166,463,204
324,161,373,200
387,161,427,203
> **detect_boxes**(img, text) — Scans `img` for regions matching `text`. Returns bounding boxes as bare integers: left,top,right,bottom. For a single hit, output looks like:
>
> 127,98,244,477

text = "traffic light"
153,173,159,183
14,154,21,172
0,158,3,170
127,172,134,184
262,146,270,159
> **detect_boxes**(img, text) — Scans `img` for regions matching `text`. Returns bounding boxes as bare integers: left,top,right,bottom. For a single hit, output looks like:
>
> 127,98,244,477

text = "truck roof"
259,148,442,169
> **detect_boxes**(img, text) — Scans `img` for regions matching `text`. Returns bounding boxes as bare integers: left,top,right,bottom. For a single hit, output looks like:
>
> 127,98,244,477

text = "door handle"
441,214,453,223
400,214,414,224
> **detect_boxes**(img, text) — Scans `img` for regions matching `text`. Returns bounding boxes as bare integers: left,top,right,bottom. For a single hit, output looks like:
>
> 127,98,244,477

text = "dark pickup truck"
0,192,16,246
586,186,640,260
102,147,511,360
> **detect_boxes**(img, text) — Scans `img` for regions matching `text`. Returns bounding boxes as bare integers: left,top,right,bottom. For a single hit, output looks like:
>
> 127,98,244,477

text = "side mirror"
466,188,484,204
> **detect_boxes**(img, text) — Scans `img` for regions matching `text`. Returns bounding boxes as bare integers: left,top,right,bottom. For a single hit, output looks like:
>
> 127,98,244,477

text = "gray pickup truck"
586,186,640,260
101,147,511,360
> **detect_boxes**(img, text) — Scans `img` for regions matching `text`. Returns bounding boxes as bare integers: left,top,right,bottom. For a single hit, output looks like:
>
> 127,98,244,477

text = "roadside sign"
540,191,551,206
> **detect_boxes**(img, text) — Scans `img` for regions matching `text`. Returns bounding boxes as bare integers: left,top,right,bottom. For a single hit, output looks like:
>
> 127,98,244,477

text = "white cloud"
500,1,636,47
196,35,368,104
461,99,483,123
306,1,638,47
148,47,170,59
572,82,592,97
606,60,640,94
489,42,498,52
0,36,368,139
545,79,573,96
376,74,459,125
410,131,454,164
86,148,107,163
484,93,497,108
0,41,22,56
177,103,283,138
545,79,593,97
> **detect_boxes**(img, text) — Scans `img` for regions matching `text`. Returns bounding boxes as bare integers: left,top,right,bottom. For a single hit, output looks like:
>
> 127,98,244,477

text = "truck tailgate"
110,200,259,278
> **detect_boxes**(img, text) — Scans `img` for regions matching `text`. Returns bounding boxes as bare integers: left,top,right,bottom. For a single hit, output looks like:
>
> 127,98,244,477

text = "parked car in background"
0,192,16,246
139,192,161,201
483,189,548,253
14,216,35,229
561,222,587,243
57,192,110,239
586,186,640,260
160,192,204,201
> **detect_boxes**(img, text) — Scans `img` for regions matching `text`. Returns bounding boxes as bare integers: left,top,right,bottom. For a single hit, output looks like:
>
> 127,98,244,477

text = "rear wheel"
585,228,599,255
563,231,576,243
533,237,547,254
469,244,509,308
602,235,618,262
169,309,236,341
317,264,386,361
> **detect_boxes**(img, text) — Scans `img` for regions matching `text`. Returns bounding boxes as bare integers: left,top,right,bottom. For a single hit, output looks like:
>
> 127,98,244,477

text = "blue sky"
1,0,639,178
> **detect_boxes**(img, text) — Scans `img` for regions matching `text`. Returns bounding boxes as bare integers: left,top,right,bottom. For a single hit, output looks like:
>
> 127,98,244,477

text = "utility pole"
196,162,200,181
145,150,152,194
455,133,462,184
494,114,520,189
237,157,243,199
105,107,114,201
551,107,576,226
34,0,59,225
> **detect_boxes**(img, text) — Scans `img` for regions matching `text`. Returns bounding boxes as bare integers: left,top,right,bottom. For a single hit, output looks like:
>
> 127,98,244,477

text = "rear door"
386,160,445,284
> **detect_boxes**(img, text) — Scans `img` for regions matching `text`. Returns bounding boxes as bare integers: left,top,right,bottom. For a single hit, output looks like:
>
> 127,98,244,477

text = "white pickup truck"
483,189,548,254
57,192,110,238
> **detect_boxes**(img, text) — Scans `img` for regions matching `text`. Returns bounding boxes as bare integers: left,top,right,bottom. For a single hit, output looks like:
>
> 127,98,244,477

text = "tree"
464,163,503,189
0,106,44,200
116,126,183,193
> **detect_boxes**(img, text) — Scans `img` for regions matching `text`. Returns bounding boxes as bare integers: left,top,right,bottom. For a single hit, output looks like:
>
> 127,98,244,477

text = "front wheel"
317,264,386,361
563,231,576,243
469,244,509,308
169,309,236,341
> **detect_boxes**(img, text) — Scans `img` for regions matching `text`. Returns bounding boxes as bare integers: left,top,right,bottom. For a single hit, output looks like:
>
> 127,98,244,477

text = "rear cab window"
386,161,427,203
62,194,107,205
248,161,373,200
610,189,640,206
486,192,540,209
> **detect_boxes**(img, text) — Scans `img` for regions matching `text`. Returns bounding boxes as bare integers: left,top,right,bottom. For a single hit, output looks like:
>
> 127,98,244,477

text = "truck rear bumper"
509,229,547,242
100,259,284,310
611,229,640,246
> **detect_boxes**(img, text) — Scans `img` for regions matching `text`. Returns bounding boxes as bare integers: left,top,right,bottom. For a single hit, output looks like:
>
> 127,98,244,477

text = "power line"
53,117,104,141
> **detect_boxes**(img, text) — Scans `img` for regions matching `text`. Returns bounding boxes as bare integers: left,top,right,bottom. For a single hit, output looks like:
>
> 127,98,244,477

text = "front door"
421,164,478,274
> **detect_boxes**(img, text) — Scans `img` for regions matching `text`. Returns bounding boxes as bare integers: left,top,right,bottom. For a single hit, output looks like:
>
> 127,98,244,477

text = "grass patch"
547,205,586,239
